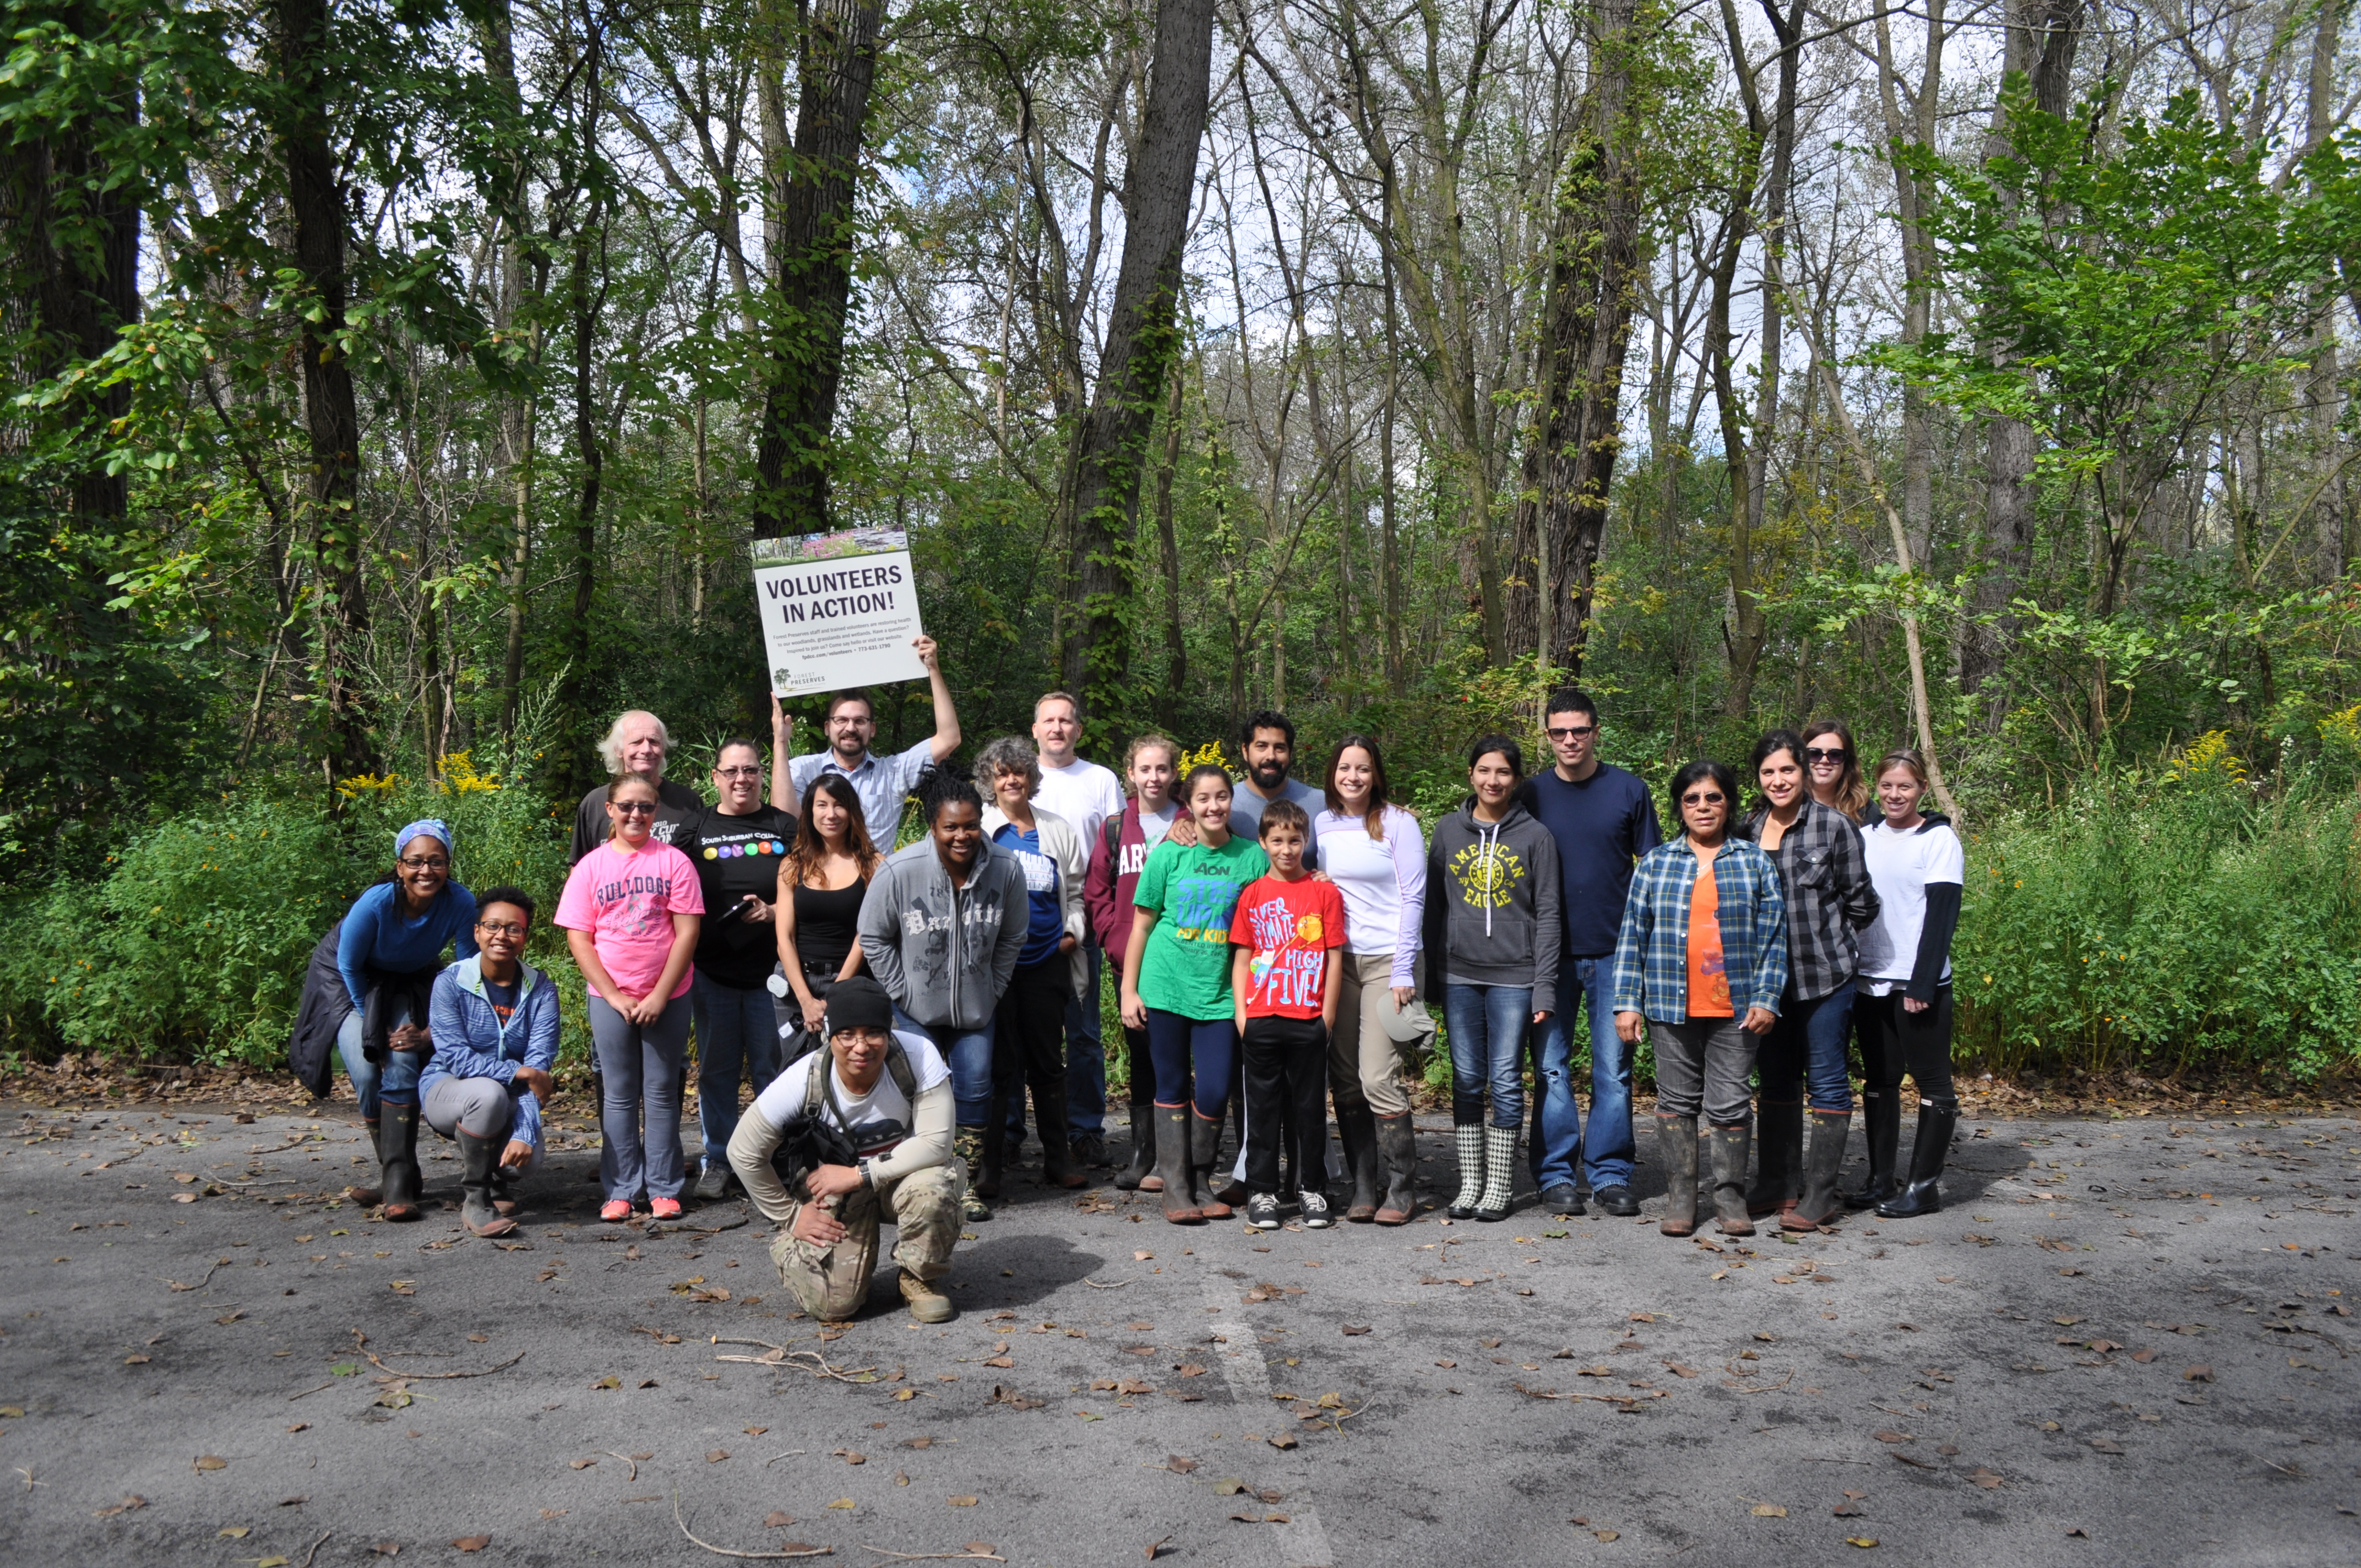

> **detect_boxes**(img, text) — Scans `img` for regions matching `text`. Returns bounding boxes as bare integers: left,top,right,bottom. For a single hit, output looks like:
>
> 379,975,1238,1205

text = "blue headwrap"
395,819,453,859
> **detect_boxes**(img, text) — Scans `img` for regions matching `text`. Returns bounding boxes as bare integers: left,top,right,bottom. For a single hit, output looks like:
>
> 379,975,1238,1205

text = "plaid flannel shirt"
1737,798,1880,1001
1611,837,1789,1023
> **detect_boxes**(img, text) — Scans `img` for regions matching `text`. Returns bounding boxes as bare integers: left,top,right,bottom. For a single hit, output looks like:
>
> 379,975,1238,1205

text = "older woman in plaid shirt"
1611,760,1788,1237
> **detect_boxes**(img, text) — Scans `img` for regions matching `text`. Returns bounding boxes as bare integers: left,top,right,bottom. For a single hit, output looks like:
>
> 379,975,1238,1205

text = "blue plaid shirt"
1611,837,1789,1023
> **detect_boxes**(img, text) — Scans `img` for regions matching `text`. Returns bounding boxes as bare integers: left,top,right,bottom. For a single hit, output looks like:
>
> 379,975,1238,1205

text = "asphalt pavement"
3,1101,2357,1566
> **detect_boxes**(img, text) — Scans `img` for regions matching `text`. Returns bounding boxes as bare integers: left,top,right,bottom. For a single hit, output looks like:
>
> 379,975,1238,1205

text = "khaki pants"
1331,952,1426,1118
766,1160,966,1321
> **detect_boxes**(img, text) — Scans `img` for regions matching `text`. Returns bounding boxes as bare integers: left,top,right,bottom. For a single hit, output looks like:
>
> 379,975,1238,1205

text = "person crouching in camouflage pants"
727,977,964,1323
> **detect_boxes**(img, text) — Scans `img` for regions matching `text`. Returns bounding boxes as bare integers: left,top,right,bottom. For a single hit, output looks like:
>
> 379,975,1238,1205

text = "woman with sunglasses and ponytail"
1801,720,1874,823
1849,751,1963,1216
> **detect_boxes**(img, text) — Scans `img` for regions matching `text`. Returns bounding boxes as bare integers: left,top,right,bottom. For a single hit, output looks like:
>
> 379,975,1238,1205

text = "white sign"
750,527,927,697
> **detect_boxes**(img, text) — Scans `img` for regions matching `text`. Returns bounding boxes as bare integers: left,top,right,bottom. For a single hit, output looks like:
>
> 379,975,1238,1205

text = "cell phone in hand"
718,898,751,925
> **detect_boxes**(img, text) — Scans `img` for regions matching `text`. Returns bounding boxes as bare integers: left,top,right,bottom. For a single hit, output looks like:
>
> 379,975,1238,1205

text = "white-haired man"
569,711,707,864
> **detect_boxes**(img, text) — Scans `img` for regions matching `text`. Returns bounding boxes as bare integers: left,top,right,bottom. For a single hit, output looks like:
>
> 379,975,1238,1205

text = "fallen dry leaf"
1268,1433,1298,1450
706,1450,730,1463
568,1458,595,1471
451,1536,489,1553
827,1498,856,1511
982,1356,1014,1369
1971,1468,2004,1490
1341,1325,1372,1336
1873,1431,1911,1445
2184,1365,2213,1382
286,1424,309,1435
744,1427,769,1436
590,1375,619,1390
765,1511,795,1528
947,1496,978,1507
2088,1438,2125,1455
1595,1529,1619,1543
1214,1479,1244,1496
194,1455,227,1472
1752,1503,1787,1517
219,1526,251,1538
1166,1456,1199,1473
1846,1537,1879,1548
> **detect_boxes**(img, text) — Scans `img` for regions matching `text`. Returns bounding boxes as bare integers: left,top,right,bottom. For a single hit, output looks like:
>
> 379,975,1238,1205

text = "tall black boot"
1114,1101,1156,1191
1035,1082,1086,1189
1877,1103,1959,1218
1336,1103,1380,1222
457,1128,517,1237
1846,1086,1900,1210
377,1101,423,1222
1373,1113,1418,1225
1746,1098,1802,1219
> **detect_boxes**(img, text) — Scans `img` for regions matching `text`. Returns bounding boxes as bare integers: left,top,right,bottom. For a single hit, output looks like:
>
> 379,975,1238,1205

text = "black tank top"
791,879,867,972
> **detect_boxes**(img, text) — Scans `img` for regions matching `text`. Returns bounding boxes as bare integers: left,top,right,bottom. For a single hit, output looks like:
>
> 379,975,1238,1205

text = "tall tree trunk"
1056,0,1217,736
1380,235,1406,694
552,14,605,802
750,0,885,535
475,0,543,742
1962,0,2083,707
274,0,376,783
1505,0,1646,678
1152,362,1188,728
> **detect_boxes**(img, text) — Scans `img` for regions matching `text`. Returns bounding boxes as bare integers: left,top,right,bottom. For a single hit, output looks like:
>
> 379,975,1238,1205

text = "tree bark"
1505,0,1646,678
1054,0,1217,732
274,0,377,783
750,0,886,535
1962,0,2083,706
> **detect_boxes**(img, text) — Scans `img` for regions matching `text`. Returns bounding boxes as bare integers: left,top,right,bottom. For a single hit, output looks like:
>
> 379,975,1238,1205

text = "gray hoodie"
856,839,1030,1031
1422,797,1563,996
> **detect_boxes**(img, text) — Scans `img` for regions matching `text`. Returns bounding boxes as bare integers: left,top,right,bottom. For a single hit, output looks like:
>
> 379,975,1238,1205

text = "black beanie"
824,976,894,1038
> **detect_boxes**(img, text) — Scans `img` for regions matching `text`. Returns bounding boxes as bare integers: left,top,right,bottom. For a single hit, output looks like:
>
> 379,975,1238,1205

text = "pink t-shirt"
556,840,705,1001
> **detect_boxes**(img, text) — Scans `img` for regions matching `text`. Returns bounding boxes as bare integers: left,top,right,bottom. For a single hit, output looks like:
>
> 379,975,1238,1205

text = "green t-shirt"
1133,833,1270,1021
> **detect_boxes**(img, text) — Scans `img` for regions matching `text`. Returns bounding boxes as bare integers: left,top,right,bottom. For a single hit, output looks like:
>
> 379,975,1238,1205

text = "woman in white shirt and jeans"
1313,735,1429,1225
1849,750,1965,1218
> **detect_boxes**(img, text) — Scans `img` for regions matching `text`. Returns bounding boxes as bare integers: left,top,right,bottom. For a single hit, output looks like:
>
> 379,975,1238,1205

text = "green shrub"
1954,747,2361,1080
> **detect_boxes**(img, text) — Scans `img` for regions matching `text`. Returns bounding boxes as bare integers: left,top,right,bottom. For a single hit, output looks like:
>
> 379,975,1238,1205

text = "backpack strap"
886,1037,917,1101
813,1038,918,1111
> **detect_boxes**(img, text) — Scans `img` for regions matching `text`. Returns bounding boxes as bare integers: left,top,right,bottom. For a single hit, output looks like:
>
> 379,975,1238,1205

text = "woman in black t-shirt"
688,738,799,1199
776,772,882,1060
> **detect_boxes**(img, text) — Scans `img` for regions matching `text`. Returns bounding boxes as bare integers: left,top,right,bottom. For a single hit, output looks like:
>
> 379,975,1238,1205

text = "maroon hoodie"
1085,801,1164,960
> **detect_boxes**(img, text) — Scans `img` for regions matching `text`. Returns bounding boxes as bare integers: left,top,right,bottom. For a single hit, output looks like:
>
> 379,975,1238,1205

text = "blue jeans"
1756,981,1857,1114
1145,1008,1236,1119
896,1008,997,1127
693,973,782,1172
1064,943,1106,1139
1526,957,1626,1192
336,997,421,1120
1443,983,1532,1129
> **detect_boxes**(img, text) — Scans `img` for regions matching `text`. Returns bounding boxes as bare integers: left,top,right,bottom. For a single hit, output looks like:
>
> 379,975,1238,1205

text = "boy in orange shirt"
1228,799,1347,1230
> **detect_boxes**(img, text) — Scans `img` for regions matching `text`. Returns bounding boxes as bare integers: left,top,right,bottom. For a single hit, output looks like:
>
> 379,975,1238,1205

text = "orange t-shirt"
1685,859,1733,1017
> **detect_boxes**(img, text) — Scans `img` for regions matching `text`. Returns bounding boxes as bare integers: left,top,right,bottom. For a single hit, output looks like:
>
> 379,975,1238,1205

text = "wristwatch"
858,1158,877,1192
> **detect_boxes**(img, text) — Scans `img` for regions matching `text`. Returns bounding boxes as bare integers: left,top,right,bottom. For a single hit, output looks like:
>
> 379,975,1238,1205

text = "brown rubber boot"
457,1128,518,1237
1154,1106,1203,1223
377,1101,425,1223
1709,1121,1755,1235
1337,1103,1380,1222
1785,1108,1850,1231
1373,1113,1418,1224
1190,1110,1233,1220
1656,1112,1699,1237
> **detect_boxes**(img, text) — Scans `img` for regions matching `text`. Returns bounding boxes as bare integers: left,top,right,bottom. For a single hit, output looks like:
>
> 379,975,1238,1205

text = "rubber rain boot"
1877,1103,1959,1218
1114,1102,1156,1192
1785,1108,1850,1231
1373,1113,1418,1225
1447,1120,1486,1218
1475,1124,1517,1221
1655,1113,1699,1237
1190,1110,1233,1221
1337,1103,1380,1222
1846,1085,1899,1210
377,1101,424,1223
1154,1107,1203,1224
1709,1122,1755,1235
457,1128,518,1237
1035,1082,1087,1189
1747,1097,1802,1219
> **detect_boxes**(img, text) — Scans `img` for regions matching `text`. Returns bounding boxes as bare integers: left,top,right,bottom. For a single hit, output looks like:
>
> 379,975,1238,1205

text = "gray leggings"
423,1076,516,1140
591,993,692,1201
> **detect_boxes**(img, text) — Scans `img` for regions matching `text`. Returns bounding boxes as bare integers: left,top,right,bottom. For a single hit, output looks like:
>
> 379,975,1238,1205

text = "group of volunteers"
292,644,1966,1327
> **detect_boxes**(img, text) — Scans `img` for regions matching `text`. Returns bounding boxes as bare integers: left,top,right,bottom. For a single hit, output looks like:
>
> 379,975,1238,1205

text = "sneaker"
1298,1190,1334,1228
650,1196,683,1219
599,1200,632,1223
1244,1193,1282,1231
693,1163,730,1200
1071,1133,1109,1168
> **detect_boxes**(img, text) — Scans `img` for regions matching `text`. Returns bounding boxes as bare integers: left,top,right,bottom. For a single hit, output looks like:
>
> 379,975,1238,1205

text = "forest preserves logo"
1449,841,1525,909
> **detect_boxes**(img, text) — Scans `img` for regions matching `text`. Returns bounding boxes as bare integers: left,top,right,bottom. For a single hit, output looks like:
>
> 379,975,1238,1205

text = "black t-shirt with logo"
688,804,799,989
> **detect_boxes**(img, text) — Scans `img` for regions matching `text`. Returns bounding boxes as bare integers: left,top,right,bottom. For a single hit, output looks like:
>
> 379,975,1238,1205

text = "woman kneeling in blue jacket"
422,886,561,1236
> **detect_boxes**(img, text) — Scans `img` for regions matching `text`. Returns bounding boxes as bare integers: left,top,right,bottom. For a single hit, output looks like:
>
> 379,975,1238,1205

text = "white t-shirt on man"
1034,757,1125,850
748,1030,950,1159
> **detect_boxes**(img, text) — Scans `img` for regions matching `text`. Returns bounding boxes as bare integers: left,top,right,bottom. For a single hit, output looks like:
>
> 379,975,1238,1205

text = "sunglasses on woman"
1804,747,1847,764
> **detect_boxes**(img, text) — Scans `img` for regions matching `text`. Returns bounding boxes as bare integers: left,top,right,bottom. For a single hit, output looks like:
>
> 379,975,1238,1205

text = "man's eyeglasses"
1546,725,1597,741
714,765,762,778
398,856,449,871
612,801,657,816
475,920,527,939
1680,790,1727,807
1804,747,1848,765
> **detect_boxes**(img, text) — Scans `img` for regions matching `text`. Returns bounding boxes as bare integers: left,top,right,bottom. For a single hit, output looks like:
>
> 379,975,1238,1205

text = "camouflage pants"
766,1160,966,1322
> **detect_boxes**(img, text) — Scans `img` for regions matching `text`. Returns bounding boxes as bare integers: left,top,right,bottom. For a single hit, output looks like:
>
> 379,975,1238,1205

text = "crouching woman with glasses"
421,889,561,1235
1611,761,1788,1236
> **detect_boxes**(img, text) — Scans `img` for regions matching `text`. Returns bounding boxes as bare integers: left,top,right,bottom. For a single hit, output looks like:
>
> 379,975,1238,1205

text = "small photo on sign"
751,528,928,698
